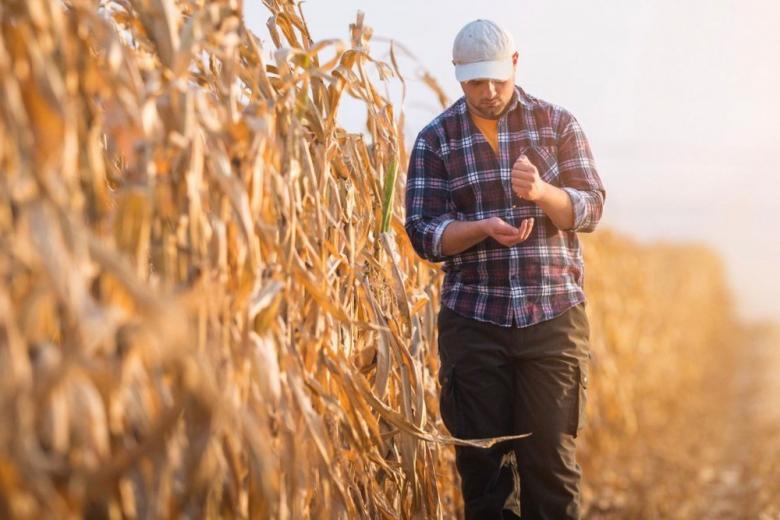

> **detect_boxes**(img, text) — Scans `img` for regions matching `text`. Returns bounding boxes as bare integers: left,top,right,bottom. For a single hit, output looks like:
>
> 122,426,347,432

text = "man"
404,19,606,520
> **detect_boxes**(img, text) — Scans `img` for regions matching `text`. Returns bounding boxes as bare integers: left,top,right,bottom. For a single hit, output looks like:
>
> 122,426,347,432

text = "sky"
244,1,780,322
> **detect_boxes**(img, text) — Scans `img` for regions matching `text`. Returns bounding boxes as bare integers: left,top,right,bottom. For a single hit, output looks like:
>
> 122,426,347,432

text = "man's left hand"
511,154,548,202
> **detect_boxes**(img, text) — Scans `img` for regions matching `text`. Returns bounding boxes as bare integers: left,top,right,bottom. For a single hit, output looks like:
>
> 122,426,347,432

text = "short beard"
466,97,513,120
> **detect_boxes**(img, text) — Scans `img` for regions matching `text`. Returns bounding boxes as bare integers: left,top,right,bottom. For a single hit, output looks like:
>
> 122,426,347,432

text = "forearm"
536,183,576,231
440,219,489,256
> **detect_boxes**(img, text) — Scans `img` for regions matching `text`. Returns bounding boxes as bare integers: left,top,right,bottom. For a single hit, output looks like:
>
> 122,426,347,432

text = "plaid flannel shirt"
404,85,606,327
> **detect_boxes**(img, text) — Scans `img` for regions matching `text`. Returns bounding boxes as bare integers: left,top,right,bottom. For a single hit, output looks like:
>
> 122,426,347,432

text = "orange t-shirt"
469,111,499,154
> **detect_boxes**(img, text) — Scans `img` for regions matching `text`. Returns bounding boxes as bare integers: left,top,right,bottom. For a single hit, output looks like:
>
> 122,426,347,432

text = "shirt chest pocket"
442,143,561,215
443,153,506,213
507,144,561,219
517,144,561,186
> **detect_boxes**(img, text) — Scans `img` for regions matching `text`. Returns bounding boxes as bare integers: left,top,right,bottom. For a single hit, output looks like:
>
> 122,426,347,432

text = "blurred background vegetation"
1,1,777,518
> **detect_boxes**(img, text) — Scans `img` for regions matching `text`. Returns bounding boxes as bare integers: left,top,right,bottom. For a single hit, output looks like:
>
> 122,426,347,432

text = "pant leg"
511,302,591,519
437,305,517,520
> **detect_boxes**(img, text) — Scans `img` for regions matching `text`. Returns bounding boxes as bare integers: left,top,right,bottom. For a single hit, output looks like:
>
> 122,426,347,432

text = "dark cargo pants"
437,302,591,519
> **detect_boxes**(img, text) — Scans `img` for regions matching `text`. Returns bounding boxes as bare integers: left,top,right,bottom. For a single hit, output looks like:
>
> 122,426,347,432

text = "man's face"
459,53,518,119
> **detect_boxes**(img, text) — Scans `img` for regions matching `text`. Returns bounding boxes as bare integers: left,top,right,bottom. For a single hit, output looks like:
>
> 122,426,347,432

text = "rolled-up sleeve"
404,132,456,263
557,115,606,233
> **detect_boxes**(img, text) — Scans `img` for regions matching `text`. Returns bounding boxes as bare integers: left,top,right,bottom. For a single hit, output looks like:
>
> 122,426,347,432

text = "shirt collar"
518,85,534,107
507,85,532,111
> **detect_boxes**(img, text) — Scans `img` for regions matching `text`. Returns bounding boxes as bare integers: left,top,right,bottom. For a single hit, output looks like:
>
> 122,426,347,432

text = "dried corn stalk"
0,0,746,518
0,1,512,518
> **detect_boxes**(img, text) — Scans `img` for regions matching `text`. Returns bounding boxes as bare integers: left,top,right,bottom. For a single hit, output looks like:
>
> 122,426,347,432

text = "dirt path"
582,323,780,519
702,324,780,519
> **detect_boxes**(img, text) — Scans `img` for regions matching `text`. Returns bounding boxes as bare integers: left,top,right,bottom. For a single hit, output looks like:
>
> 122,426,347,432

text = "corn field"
0,1,773,519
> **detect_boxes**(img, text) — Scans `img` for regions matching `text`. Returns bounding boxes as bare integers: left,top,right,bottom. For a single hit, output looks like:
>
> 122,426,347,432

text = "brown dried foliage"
0,0,508,517
0,1,759,519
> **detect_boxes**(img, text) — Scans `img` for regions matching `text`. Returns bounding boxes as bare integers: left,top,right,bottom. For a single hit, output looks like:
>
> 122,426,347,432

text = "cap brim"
455,59,514,82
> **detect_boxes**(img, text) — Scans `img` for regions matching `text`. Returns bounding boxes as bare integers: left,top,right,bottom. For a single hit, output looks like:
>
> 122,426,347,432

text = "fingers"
511,155,537,190
511,178,533,192
512,154,535,172
511,169,533,181
516,217,534,242
495,218,534,246
513,153,531,166
520,217,534,240
492,221,522,245
492,219,521,236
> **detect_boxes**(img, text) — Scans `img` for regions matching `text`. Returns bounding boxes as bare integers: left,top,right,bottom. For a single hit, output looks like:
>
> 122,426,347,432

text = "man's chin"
477,106,503,118
466,99,505,119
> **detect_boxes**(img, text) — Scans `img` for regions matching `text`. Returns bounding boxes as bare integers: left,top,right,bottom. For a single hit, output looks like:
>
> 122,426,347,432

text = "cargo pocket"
438,362,461,437
573,358,590,437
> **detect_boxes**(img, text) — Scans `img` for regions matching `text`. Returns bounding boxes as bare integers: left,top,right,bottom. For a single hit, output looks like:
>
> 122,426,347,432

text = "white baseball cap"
452,19,516,82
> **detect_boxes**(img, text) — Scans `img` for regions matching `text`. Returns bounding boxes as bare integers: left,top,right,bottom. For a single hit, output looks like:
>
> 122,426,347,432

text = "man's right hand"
439,217,535,257
482,217,534,247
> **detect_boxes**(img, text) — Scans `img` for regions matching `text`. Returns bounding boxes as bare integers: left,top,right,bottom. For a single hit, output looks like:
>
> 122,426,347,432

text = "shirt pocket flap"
516,144,560,185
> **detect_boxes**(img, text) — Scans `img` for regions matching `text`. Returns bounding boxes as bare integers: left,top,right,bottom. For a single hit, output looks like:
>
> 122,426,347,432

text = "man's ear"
512,51,519,66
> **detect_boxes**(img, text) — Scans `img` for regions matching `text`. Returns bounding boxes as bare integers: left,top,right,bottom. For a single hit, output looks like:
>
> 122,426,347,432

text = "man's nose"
487,81,497,97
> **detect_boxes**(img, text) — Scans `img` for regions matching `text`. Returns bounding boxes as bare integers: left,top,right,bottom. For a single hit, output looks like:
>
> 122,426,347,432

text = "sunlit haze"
245,0,780,322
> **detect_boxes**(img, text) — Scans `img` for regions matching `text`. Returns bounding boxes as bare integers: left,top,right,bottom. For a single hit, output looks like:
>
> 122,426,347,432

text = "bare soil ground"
583,324,780,519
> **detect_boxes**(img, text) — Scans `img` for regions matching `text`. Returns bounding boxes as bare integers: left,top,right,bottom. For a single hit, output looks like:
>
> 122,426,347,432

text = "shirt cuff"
562,187,587,231
431,217,456,259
